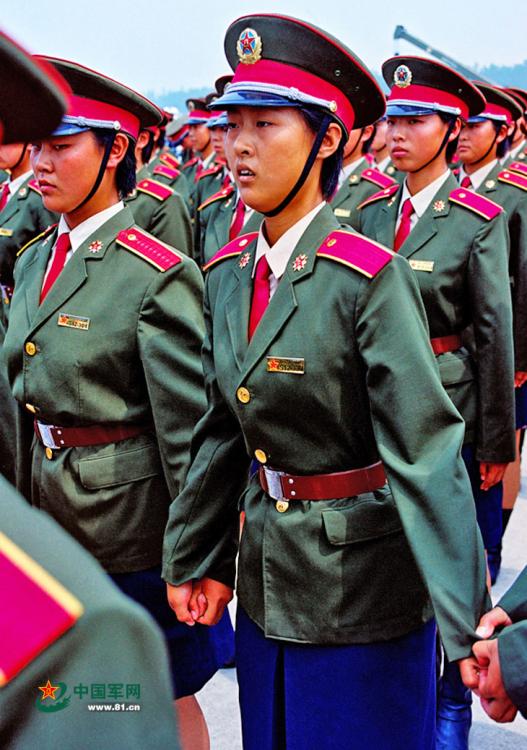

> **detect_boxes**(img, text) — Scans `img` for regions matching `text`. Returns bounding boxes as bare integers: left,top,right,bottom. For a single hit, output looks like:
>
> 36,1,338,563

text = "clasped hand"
167,578,233,626
460,606,517,723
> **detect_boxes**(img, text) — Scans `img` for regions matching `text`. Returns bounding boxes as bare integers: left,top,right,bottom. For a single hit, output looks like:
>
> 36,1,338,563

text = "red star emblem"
238,252,251,269
268,359,280,371
292,254,308,272
38,679,60,701
240,31,255,53
89,240,103,253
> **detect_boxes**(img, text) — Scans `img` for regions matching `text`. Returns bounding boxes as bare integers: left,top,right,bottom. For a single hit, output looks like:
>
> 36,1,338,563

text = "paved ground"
198,463,527,749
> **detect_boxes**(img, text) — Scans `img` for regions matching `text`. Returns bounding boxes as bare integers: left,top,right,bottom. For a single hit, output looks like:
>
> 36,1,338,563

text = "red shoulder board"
28,179,42,195
202,232,259,272
137,178,173,202
357,183,400,211
361,168,396,190
0,531,83,685
197,163,223,181
317,230,394,279
182,156,200,170
508,161,527,177
198,184,235,212
116,227,183,271
160,153,180,170
152,164,181,180
449,188,502,220
498,169,527,192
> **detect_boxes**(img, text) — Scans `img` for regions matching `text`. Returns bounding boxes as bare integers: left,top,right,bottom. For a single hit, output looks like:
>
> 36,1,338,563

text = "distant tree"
146,88,209,114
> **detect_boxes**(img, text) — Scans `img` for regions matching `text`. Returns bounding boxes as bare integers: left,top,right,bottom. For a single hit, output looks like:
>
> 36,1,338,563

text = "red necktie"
0,182,10,212
230,197,246,240
222,173,232,189
394,198,415,252
40,232,71,303
460,176,472,188
194,160,204,182
248,255,271,340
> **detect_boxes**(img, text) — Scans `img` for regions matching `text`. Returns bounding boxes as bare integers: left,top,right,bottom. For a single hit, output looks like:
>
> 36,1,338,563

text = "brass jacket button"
45,447,54,460
275,500,289,513
254,449,267,464
25,342,37,356
25,403,37,414
236,387,251,404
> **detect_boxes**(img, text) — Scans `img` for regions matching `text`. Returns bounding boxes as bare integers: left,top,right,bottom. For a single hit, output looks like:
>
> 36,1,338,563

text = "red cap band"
388,83,469,120
188,108,213,120
68,94,141,138
480,102,512,124
231,59,355,131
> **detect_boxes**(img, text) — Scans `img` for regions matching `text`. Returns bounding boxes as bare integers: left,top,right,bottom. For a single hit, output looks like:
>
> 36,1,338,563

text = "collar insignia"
89,240,103,253
433,200,446,212
292,254,308,272
238,252,251,269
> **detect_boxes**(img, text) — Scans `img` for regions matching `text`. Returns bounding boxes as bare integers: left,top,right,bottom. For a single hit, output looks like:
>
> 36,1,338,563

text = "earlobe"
319,122,343,159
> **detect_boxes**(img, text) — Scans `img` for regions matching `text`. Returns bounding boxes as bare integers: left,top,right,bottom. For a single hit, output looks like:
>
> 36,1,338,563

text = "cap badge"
394,65,413,88
89,240,103,253
237,28,263,65
433,200,446,212
238,252,251,269
292,254,308,272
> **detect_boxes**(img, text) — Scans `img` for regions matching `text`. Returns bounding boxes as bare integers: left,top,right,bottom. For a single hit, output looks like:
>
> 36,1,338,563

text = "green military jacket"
473,163,527,371
194,162,226,213
125,166,193,256
330,159,396,230
0,476,180,749
379,158,404,183
163,205,488,661
358,172,515,463
503,140,527,168
147,161,191,208
3,205,205,573
195,184,263,267
497,566,527,718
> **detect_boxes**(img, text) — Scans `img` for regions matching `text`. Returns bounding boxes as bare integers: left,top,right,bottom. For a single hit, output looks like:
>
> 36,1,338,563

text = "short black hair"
93,129,137,198
438,113,459,162
156,130,166,150
298,106,345,200
362,124,376,155
492,121,512,159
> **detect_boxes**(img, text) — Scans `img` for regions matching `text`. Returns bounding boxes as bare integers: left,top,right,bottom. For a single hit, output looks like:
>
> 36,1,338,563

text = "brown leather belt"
259,461,387,501
430,334,463,355
34,420,151,449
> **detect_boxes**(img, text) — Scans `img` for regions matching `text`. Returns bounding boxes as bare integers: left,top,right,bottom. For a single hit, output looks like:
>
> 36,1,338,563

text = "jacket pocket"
437,351,475,386
78,442,162,489
322,490,403,546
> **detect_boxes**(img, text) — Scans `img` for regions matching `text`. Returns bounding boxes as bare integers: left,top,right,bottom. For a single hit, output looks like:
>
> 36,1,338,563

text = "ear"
360,123,375,143
496,123,509,144
106,133,130,169
448,117,462,141
318,122,343,160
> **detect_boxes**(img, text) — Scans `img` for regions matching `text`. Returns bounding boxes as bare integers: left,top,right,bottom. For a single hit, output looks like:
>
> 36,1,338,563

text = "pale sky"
3,0,527,102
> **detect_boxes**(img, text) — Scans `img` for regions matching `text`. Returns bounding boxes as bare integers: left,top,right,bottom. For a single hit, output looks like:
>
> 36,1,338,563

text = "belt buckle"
263,466,285,501
37,422,60,450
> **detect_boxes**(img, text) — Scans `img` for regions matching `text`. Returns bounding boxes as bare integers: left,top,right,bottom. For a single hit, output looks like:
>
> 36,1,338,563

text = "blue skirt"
111,565,234,699
515,383,527,429
236,607,436,750
461,444,503,548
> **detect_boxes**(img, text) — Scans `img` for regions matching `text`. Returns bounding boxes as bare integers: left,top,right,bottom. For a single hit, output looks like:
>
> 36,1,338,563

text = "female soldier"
163,15,488,750
3,57,232,750
358,58,516,750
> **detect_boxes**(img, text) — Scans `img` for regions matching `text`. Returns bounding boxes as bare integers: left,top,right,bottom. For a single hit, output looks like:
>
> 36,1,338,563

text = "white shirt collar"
8,170,32,197
399,170,451,220
57,201,124,252
338,156,365,188
458,159,497,190
506,140,526,162
376,155,392,174
253,202,326,287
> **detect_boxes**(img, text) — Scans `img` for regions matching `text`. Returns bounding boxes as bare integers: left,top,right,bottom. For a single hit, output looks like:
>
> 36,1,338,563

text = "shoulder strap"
116,227,182,271
136,178,174,202
198,184,235,212
357,183,400,211
498,169,527,192
316,229,394,279
16,223,57,257
203,232,259,272
361,168,396,190
449,187,503,220
27,179,42,196
152,164,181,180
508,160,527,177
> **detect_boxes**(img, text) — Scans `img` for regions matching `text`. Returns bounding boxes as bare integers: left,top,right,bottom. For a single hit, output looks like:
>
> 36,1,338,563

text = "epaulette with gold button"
198,184,235,212
361,168,396,190
136,178,173,202
28,179,42,195
152,164,181,181
357,183,400,210
16,224,57,257
317,230,394,279
196,163,224,181
116,227,182,271
449,188,502,220
508,161,527,177
0,530,83,685
182,156,200,171
498,169,527,192
203,232,259,272
159,152,180,170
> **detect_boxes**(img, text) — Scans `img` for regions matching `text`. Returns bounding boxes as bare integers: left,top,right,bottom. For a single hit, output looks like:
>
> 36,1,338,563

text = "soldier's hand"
196,577,234,626
166,581,202,626
473,639,518,723
479,462,508,490
475,606,513,639
458,655,481,691
514,371,527,388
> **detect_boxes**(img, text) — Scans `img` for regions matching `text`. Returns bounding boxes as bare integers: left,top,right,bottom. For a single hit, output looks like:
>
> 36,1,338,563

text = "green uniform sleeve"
356,254,489,661
498,567,527,622
498,623,527,718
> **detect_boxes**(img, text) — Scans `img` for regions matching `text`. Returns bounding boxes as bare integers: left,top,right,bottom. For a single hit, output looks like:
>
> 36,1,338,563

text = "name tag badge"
334,208,351,218
266,356,305,375
57,313,90,331
409,260,435,273
0,228,13,237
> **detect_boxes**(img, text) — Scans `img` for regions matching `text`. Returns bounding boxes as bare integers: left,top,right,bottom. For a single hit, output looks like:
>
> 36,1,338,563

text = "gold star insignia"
38,679,59,701
238,252,251,269
433,200,446,212
89,240,103,253
292,254,308,272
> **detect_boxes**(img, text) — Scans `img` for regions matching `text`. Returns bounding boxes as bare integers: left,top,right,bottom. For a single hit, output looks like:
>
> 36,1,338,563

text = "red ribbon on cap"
68,94,141,138
388,83,470,120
